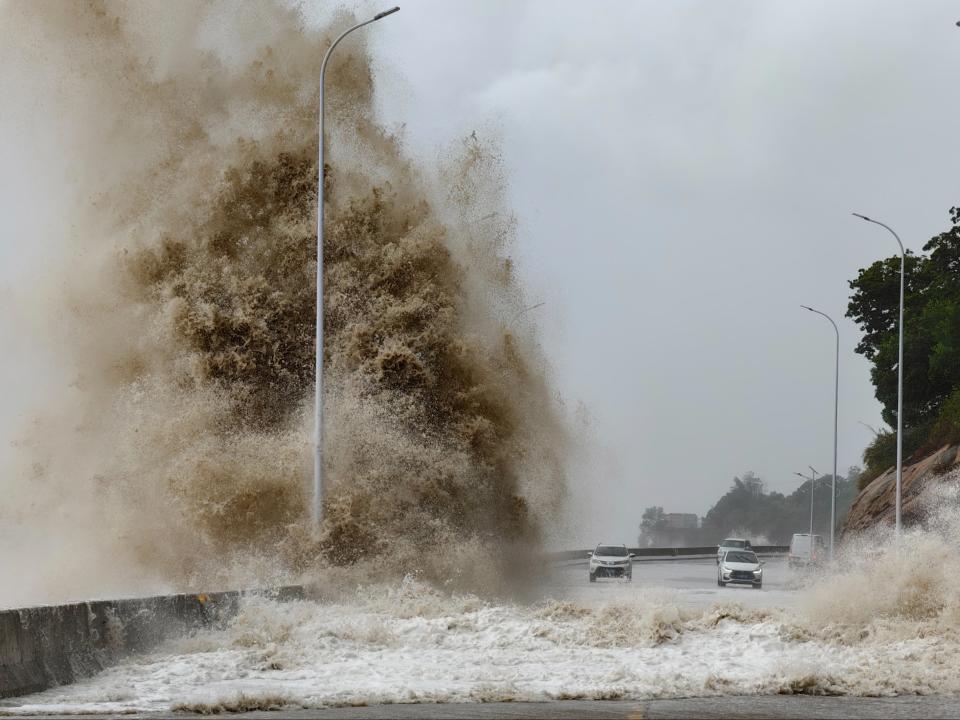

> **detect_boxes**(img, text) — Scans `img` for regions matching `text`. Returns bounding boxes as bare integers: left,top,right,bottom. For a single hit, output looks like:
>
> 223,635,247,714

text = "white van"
788,533,824,568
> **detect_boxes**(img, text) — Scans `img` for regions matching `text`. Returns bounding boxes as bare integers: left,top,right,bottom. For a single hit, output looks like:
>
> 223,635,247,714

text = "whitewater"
8,476,960,714
8,497,960,716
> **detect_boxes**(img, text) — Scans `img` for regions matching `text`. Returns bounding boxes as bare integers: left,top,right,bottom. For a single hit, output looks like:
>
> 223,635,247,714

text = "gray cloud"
370,0,960,542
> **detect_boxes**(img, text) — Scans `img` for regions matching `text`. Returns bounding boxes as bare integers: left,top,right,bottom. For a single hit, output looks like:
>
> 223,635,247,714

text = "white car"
716,537,752,564
717,549,763,589
587,544,634,582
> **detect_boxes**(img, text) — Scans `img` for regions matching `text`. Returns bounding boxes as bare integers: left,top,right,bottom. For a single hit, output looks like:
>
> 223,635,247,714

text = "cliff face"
842,443,960,535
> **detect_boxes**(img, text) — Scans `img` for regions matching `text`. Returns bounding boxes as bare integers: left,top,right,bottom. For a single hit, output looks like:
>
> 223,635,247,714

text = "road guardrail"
546,545,789,563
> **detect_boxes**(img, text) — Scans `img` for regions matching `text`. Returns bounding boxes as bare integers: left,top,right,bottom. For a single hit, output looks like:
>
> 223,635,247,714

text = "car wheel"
589,573,596,583
626,575,632,583
718,577,726,587
754,582,762,590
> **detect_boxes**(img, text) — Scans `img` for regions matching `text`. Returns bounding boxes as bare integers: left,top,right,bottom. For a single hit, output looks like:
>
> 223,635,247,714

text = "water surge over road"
8,496,960,716
0,0,567,607
7,476,960,713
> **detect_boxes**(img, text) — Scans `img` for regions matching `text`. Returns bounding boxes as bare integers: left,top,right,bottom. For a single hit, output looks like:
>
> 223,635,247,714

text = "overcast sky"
3,1,960,546
364,0,960,543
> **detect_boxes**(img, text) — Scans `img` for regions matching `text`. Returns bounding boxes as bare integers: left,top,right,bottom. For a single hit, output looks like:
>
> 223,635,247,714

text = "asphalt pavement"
541,555,800,610
20,696,960,719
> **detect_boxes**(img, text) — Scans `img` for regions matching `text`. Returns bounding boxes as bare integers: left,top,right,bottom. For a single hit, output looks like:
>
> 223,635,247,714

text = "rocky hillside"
842,443,960,534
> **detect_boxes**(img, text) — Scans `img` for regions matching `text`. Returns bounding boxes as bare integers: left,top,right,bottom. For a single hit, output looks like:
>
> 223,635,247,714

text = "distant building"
741,472,765,496
662,513,699,530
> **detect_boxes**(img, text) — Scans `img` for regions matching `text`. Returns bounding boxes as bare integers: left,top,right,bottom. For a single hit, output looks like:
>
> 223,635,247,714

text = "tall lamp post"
314,7,400,527
794,467,819,537
852,213,905,537
801,305,839,560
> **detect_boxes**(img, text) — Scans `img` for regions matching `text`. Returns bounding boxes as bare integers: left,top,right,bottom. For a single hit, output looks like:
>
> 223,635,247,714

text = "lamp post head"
852,212,871,222
801,305,813,312
374,6,400,20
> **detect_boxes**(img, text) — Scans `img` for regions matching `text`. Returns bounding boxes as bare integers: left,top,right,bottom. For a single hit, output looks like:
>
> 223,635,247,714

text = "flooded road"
8,551,958,717
542,556,798,610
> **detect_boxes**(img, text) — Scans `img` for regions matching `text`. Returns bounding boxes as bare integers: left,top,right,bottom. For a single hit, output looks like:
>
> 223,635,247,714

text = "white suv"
716,537,752,565
717,549,763,589
588,544,634,582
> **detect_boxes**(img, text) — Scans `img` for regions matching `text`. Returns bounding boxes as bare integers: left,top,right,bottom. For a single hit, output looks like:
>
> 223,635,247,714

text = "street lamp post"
852,213,905,537
794,467,819,537
801,305,839,560
314,7,400,528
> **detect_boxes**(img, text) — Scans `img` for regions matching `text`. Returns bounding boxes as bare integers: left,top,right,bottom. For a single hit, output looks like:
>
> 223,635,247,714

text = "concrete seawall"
0,586,303,700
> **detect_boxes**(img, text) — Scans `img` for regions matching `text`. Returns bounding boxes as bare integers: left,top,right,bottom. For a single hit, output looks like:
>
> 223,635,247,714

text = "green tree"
640,506,666,534
700,471,859,544
847,207,960,480
846,251,929,427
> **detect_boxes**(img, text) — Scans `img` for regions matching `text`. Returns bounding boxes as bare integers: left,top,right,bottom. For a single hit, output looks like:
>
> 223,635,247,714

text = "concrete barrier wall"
0,585,303,700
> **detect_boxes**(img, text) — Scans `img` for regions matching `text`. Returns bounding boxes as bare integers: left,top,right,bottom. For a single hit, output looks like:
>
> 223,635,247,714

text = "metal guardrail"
546,545,789,563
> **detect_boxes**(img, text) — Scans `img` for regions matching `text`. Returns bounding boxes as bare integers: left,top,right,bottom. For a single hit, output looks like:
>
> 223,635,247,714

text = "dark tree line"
639,469,859,547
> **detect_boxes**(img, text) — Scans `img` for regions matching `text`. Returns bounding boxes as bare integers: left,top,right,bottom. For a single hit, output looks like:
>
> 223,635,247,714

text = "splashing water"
6,477,960,713
0,0,568,607
9,517,960,716
6,484,960,713
4,3,960,712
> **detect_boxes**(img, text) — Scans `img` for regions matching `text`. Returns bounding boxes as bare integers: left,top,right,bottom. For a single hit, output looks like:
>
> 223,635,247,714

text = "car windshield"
596,546,628,556
725,551,758,564
722,539,747,548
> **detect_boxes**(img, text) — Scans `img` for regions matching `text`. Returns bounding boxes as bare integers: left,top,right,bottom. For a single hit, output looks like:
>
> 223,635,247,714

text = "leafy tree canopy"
847,207,960,483
847,207,960,430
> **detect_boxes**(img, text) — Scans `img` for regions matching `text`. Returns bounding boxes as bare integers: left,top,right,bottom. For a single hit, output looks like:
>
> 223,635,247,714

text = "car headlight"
753,568,762,576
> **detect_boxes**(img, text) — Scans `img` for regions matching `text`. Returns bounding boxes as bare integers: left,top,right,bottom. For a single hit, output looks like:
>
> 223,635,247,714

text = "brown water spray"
0,0,568,603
